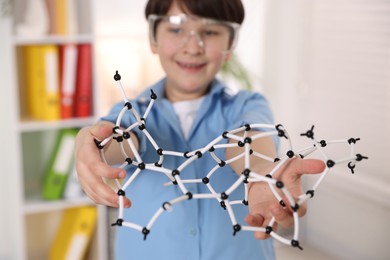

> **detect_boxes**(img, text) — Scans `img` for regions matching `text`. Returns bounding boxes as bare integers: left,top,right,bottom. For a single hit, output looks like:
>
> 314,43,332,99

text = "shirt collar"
134,77,234,143
135,77,229,104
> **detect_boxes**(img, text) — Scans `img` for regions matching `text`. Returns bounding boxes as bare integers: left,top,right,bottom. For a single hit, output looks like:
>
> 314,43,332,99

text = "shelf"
1,0,110,258
12,34,94,46
18,117,98,132
24,197,94,215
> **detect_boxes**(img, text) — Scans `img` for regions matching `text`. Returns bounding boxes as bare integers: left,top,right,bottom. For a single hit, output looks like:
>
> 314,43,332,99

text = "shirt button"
189,229,197,236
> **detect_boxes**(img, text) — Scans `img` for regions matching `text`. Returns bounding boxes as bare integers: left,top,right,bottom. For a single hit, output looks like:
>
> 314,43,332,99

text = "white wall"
234,0,266,92
93,0,162,116
261,0,390,259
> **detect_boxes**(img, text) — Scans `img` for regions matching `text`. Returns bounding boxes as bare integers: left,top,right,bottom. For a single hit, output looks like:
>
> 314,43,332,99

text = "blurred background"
1,0,389,259
93,1,390,258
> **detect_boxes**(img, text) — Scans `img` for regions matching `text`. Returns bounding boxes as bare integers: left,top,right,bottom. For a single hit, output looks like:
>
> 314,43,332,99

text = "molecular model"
95,71,368,250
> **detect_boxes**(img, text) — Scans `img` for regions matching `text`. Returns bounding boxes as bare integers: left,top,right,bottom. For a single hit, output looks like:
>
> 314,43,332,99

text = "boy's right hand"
75,121,131,208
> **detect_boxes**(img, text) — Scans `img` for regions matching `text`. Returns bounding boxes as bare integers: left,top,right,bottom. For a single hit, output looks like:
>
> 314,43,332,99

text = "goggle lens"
148,14,240,53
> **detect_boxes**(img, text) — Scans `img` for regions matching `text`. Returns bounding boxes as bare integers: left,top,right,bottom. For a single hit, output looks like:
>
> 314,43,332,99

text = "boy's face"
150,2,232,102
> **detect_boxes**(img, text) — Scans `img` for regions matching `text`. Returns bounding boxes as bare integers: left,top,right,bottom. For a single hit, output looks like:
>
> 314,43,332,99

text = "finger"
79,170,131,208
76,129,126,179
245,213,265,227
85,184,132,208
77,161,130,207
270,204,294,228
279,194,308,218
89,160,126,179
78,171,118,207
292,158,326,176
244,214,273,239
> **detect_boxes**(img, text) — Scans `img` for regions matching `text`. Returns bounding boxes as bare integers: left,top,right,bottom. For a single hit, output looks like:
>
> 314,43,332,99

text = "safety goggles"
148,14,240,54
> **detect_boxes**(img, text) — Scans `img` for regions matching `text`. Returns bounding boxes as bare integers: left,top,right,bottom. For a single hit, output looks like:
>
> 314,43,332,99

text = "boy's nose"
181,31,205,54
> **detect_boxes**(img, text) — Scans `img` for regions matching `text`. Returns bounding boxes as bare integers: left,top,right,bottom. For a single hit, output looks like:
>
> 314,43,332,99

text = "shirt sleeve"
228,90,280,149
101,101,134,126
226,91,273,127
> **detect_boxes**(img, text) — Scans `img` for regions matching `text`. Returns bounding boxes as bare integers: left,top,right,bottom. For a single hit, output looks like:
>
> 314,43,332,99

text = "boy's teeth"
180,62,202,68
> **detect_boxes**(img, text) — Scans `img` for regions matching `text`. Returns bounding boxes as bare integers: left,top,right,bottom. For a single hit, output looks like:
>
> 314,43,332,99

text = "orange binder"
55,0,68,34
52,0,78,35
74,44,92,118
59,44,78,119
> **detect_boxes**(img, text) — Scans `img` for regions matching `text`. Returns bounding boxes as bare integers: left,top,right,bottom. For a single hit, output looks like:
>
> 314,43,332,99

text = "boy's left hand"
245,158,325,239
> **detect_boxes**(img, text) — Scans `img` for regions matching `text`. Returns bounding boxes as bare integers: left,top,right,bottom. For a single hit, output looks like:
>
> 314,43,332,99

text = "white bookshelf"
0,0,108,259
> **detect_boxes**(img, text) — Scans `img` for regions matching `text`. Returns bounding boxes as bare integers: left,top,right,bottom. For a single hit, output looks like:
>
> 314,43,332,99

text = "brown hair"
145,0,245,24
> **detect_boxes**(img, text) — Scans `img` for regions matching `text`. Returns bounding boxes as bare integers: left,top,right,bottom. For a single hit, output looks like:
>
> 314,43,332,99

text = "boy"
75,0,325,259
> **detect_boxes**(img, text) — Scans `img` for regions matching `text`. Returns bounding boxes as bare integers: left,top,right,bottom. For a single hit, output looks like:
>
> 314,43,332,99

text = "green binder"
42,128,78,200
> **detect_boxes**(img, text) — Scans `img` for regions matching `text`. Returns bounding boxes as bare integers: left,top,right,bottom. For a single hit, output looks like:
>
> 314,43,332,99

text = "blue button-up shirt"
102,78,276,260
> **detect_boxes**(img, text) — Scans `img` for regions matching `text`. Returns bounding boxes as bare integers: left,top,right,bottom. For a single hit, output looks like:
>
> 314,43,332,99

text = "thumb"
90,121,116,141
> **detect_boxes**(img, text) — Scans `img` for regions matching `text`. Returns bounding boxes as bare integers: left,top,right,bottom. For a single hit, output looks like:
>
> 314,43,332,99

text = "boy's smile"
176,61,207,73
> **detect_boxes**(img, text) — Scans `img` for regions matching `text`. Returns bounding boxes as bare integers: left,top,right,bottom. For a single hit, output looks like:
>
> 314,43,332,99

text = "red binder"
74,44,92,117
